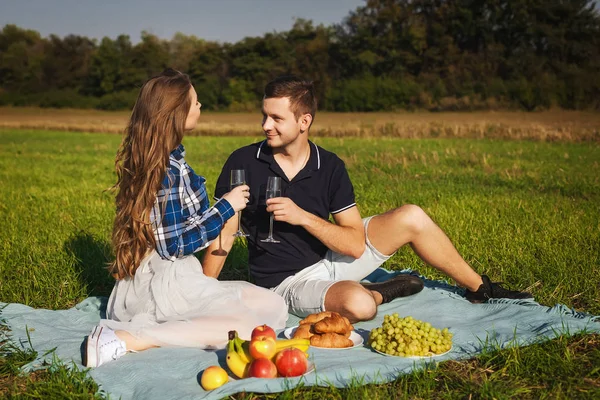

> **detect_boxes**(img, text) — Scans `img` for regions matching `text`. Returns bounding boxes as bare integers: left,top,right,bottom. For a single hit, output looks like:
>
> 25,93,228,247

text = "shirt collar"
170,144,185,160
256,140,321,171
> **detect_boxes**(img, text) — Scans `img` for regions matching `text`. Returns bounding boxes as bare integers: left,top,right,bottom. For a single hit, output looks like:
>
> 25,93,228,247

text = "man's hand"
266,197,309,226
267,197,365,259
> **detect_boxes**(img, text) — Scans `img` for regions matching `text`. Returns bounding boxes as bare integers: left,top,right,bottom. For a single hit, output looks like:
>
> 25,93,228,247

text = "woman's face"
184,86,201,130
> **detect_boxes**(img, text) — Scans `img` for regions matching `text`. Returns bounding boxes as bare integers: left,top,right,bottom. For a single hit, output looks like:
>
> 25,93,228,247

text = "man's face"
261,97,303,148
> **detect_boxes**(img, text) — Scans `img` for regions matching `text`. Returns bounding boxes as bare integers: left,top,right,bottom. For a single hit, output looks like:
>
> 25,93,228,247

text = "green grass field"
1,129,599,398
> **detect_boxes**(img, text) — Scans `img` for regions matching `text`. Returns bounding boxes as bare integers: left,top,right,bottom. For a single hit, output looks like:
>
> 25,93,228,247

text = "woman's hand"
222,184,250,212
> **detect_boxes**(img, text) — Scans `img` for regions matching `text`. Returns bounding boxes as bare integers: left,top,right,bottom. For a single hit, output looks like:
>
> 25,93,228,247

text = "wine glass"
260,176,282,243
230,169,249,238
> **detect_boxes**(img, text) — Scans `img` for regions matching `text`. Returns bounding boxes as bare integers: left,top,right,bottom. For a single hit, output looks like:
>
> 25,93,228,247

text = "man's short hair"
264,76,317,123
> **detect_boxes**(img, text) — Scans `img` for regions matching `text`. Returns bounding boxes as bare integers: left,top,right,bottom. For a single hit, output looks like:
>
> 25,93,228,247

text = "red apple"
251,324,277,341
274,348,308,377
247,357,277,378
249,336,277,359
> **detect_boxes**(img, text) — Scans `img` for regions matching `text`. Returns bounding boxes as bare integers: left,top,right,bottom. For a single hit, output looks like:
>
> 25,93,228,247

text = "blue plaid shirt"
151,144,234,260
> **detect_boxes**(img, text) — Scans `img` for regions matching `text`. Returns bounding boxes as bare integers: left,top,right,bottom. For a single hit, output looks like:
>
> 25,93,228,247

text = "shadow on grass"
64,231,114,298
201,240,252,282
65,231,253,298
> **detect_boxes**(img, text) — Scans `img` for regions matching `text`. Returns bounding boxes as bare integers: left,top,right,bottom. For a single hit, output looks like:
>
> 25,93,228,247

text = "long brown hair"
109,69,192,280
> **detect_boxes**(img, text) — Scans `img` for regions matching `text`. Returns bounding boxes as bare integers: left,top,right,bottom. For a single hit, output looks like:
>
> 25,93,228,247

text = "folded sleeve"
328,158,356,214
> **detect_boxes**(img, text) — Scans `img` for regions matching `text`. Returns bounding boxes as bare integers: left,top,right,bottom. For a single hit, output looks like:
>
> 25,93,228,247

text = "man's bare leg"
323,280,381,323
366,205,483,292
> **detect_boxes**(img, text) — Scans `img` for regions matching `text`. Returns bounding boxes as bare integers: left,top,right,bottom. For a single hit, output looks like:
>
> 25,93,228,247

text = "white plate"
283,326,364,349
372,345,452,359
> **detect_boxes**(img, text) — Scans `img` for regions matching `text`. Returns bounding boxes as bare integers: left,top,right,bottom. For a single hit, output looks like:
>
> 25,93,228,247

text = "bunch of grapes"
369,313,453,357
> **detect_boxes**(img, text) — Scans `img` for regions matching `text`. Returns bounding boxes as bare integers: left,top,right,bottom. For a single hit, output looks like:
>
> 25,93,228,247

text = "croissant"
299,311,332,325
310,332,354,348
292,323,314,339
342,316,354,331
314,313,353,335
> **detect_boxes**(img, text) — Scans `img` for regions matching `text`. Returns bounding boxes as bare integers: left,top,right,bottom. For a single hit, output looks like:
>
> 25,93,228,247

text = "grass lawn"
1,128,599,398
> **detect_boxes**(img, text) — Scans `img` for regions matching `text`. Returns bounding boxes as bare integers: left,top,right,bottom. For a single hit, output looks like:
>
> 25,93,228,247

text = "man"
202,76,532,322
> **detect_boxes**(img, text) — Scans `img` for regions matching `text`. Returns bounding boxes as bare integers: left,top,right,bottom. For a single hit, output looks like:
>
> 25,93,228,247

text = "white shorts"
271,217,392,317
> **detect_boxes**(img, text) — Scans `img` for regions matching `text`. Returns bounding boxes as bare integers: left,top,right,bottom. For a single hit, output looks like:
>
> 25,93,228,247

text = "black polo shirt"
214,140,356,288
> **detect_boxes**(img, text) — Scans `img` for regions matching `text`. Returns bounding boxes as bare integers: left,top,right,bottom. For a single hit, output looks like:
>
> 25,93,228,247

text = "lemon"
200,365,229,390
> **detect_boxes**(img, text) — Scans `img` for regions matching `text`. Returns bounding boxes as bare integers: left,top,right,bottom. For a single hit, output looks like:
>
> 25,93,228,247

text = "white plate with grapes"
283,326,364,349
368,314,454,358
371,346,452,359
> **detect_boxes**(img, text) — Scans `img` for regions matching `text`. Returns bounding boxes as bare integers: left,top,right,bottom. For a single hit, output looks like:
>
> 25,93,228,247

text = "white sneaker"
85,326,127,367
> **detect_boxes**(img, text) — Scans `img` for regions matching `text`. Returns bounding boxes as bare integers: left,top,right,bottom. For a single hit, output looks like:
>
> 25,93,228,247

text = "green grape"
369,313,453,357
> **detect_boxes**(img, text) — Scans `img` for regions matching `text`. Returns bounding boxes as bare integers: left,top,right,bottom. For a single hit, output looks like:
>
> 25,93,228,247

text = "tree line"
1,0,599,112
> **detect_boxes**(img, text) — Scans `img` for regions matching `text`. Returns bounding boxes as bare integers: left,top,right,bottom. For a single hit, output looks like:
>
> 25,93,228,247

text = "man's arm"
267,198,366,259
201,213,238,278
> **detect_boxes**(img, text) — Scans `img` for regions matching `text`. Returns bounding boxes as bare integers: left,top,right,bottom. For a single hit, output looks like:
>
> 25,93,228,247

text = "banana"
274,338,311,353
225,331,310,378
226,331,249,378
233,333,252,364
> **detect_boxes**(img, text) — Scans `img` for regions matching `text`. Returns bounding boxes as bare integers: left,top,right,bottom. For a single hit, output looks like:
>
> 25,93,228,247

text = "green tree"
41,34,96,91
0,24,45,92
2,0,599,111
169,32,204,72
287,19,334,109
188,41,229,109
84,36,129,96
131,31,170,79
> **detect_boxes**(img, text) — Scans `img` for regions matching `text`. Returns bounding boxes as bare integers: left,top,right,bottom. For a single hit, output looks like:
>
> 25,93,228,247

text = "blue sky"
0,0,366,43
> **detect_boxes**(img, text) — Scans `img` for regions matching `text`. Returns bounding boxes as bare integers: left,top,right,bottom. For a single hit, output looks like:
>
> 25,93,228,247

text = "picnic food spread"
368,313,453,357
294,311,355,348
224,328,311,380
202,314,454,390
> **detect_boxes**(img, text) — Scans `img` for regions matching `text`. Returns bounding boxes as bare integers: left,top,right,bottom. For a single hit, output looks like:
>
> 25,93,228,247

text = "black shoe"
465,275,534,303
362,274,424,304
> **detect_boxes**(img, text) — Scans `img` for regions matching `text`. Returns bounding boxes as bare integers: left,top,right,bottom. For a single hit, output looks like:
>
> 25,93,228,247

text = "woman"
84,69,287,368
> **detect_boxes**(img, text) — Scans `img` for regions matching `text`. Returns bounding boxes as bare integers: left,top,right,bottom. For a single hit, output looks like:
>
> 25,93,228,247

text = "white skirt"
100,250,288,349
